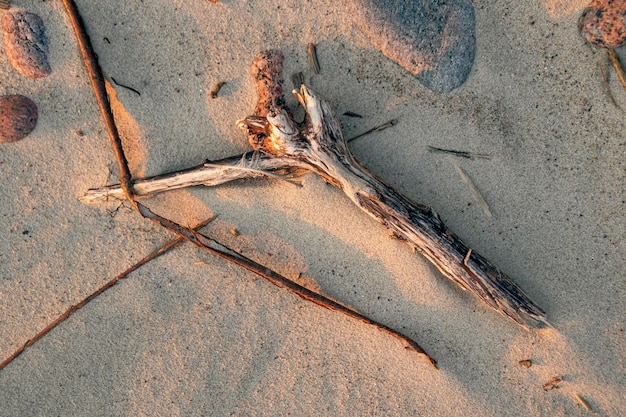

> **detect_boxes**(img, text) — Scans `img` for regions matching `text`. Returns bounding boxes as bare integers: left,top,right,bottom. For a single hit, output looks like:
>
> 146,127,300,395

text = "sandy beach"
1,0,624,415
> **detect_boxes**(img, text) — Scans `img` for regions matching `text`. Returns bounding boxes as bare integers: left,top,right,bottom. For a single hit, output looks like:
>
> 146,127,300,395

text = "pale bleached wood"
79,153,302,203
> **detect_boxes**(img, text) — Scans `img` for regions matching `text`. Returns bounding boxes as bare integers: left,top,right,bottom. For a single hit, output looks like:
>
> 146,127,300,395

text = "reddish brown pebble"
210,81,226,99
578,0,626,48
0,95,38,142
2,11,51,78
542,376,562,391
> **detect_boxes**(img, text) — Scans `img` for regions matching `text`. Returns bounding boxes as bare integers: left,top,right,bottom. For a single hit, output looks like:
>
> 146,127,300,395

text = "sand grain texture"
0,0,624,416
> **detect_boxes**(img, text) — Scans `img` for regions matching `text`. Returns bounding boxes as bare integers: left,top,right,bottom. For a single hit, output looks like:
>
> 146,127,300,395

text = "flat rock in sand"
346,0,476,93
2,11,51,79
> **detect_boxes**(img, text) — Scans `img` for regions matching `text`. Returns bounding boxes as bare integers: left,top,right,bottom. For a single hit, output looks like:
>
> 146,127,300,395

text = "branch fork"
82,50,549,330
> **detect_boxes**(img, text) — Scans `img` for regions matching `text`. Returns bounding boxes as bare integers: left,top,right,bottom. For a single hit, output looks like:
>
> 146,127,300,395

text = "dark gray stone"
346,0,476,93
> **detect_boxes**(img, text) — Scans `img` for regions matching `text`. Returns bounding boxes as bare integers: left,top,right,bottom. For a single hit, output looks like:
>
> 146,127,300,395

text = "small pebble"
578,0,626,49
346,0,476,93
0,94,38,143
210,81,226,99
542,376,562,391
2,11,51,79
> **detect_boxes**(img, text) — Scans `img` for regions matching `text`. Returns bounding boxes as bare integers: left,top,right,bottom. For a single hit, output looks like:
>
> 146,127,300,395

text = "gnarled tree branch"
82,50,549,330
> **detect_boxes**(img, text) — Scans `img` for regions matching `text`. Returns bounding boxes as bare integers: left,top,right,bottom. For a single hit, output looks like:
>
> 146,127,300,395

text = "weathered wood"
77,46,436,365
238,84,548,329
82,50,548,329
79,152,301,203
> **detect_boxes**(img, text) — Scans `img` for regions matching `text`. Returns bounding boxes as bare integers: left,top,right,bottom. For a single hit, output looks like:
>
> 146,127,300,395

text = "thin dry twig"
343,111,364,118
307,43,320,74
607,48,626,92
428,145,492,160
291,72,305,89
0,217,215,371
348,119,397,142
61,0,134,203
575,394,592,411
599,53,620,107
80,152,300,203
138,204,436,366
111,77,141,96
210,81,226,99
450,159,493,218
543,376,562,391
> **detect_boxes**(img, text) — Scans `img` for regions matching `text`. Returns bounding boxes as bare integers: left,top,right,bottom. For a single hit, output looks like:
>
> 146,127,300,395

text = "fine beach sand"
1,0,624,415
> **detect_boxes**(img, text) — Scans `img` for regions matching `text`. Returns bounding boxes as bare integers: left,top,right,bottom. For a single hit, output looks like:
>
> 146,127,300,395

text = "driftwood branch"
80,152,300,203
82,51,549,330
58,17,436,370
